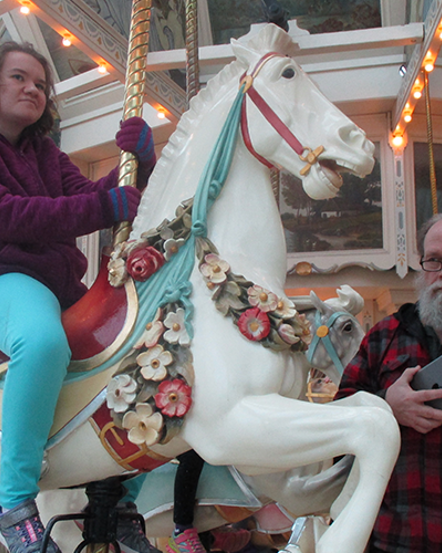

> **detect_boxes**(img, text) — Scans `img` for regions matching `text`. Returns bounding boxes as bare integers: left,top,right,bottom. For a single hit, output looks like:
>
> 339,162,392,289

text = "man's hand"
386,365,442,433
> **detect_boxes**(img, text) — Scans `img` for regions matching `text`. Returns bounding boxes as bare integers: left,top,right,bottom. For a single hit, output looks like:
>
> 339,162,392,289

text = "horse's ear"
231,24,301,67
310,290,334,317
231,38,257,69
336,285,364,316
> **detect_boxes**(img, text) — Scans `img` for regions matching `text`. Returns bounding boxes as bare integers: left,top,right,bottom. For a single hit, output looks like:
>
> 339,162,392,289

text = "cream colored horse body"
2,24,400,553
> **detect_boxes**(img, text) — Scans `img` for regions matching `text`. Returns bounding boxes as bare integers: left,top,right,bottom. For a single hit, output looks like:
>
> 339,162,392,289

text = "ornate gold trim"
90,417,171,472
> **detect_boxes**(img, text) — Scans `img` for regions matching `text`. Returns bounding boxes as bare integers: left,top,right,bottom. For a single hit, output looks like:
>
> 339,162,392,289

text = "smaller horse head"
306,285,365,384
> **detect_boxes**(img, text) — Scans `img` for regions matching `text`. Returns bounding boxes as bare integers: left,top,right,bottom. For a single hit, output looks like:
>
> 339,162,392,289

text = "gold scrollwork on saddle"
90,404,171,472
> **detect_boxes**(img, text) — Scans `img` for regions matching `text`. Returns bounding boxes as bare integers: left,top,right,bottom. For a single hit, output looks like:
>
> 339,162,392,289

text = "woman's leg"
0,274,71,508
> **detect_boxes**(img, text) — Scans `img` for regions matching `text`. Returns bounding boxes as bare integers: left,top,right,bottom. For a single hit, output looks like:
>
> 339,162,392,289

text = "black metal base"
41,476,146,553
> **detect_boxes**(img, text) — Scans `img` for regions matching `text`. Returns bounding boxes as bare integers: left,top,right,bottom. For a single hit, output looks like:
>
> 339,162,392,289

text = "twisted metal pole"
113,0,152,248
185,0,199,106
424,70,438,215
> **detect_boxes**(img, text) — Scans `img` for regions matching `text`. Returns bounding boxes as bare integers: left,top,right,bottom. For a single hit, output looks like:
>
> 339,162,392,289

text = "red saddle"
0,255,137,372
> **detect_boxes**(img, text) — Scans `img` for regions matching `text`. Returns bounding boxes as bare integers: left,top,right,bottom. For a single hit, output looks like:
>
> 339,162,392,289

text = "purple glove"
116,117,156,175
107,186,141,223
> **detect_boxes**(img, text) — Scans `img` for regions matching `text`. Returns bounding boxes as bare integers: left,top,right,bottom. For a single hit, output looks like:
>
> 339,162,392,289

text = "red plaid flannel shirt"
335,303,442,553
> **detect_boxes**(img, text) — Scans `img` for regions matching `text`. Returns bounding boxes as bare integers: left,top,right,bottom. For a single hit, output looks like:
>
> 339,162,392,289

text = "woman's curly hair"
0,41,56,137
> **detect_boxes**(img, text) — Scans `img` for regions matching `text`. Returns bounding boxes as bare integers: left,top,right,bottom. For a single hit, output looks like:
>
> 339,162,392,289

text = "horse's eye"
342,322,353,333
282,67,295,79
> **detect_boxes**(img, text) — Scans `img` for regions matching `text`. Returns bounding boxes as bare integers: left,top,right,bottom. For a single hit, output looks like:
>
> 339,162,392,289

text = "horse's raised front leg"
185,391,400,553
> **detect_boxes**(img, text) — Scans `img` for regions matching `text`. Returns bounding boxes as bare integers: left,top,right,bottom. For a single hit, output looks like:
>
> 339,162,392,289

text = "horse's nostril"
338,124,363,144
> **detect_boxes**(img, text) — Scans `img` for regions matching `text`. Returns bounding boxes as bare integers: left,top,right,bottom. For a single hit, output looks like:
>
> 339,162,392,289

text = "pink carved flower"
277,323,301,345
154,379,192,417
126,246,165,282
200,254,230,284
238,307,270,341
247,285,278,313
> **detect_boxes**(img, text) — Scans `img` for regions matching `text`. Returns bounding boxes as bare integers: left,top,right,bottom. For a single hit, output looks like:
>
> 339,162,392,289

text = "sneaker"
116,502,161,553
211,528,251,553
0,499,60,553
167,528,206,553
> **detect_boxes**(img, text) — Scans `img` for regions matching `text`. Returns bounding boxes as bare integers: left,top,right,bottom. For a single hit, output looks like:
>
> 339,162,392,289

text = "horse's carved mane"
131,24,301,239
131,59,243,238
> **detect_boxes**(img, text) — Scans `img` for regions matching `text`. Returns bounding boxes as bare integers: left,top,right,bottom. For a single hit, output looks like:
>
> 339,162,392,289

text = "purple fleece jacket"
0,133,119,308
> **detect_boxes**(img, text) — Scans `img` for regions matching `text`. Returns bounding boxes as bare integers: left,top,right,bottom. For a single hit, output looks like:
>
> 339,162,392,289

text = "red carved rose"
126,246,165,282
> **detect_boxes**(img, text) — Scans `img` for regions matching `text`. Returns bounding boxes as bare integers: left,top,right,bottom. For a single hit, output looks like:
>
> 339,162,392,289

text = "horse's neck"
134,78,287,292
206,143,288,292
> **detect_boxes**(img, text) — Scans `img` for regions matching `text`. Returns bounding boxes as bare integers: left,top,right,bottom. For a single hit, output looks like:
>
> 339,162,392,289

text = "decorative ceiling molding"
393,0,442,130
145,22,424,72
9,0,185,120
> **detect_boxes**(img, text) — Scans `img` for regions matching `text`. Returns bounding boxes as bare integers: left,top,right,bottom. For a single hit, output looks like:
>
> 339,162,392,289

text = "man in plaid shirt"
335,214,442,553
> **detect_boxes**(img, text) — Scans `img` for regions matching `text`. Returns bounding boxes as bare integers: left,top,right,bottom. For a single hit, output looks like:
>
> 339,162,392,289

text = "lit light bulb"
413,90,422,99
62,37,71,47
404,114,412,123
97,64,107,74
157,109,166,119
392,136,404,147
20,5,30,14
425,61,435,72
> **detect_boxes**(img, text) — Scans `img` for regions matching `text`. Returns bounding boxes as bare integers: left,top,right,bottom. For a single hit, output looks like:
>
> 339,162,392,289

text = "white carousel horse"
36,286,363,551
0,23,399,553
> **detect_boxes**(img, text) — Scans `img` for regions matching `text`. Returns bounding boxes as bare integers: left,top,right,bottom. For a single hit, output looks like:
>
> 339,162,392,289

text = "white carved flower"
122,403,163,446
200,254,230,284
137,344,173,381
164,238,186,260
247,284,278,312
106,374,137,413
277,323,301,345
134,308,164,349
163,308,190,345
274,296,297,319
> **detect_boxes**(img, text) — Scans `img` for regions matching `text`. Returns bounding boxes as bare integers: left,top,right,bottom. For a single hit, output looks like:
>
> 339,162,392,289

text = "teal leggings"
0,274,71,509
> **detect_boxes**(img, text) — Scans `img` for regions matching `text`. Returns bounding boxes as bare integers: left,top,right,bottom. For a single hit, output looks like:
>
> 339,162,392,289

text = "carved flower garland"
106,303,194,447
196,237,311,353
108,199,193,288
106,197,311,448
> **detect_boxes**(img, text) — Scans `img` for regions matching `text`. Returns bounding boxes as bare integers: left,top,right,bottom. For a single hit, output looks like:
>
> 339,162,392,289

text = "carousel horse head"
231,25,375,200
306,285,365,384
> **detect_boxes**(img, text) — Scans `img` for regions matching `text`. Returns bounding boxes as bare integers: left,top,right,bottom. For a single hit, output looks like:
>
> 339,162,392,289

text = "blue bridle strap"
306,310,357,376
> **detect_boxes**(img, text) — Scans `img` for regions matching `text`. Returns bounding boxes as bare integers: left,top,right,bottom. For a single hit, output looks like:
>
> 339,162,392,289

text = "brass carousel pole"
113,0,152,248
424,70,438,215
185,0,200,105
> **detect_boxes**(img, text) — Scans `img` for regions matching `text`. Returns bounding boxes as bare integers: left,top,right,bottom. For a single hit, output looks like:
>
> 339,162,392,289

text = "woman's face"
0,51,47,143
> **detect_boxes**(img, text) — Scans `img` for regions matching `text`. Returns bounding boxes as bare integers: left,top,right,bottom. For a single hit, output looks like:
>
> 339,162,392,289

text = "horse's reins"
240,52,324,174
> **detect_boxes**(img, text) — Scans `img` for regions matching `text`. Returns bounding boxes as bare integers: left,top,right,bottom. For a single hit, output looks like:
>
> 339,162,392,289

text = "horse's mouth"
318,159,349,189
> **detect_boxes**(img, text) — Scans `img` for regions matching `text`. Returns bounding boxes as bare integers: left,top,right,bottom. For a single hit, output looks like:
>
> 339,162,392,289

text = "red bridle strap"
240,53,324,174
